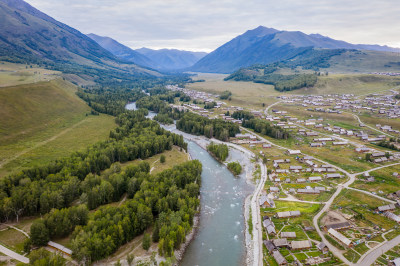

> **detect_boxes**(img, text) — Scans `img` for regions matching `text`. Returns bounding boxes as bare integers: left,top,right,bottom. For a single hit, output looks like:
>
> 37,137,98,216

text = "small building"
291,240,312,250
273,250,287,265
384,211,400,223
276,211,301,218
326,173,342,179
263,240,276,254
372,152,386,157
47,241,72,256
270,187,280,193
286,149,301,155
317,242,329,254
273,238,289,248
378,204,396,212
328,228,353,247
281,232,296,238
297,178,306,183
324,222,351,231
298,188,320,194
309,176,322,182
289,165,303,171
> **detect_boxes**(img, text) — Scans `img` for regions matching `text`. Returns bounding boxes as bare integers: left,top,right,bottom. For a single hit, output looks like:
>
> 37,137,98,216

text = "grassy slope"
0,77,116,177
294,74,400,95
0,61,59,87
325,50,400,74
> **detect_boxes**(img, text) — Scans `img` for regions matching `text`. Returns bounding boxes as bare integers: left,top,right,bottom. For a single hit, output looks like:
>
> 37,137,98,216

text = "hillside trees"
176,112,240,141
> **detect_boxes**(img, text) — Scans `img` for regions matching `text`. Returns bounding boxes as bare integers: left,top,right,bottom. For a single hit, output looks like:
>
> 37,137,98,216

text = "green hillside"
0,78,116,176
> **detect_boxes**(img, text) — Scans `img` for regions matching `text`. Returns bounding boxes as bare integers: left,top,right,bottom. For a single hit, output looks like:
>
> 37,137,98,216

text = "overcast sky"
24,0,400,52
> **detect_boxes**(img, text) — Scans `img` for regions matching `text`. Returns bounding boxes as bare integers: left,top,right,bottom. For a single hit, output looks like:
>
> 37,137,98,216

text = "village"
164,83,400,265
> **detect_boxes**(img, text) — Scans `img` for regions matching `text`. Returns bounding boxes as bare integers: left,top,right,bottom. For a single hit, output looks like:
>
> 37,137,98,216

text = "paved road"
0,244,29,264
264,100,283,115
347,112,395,138
250,161,267,266
356,234,400,265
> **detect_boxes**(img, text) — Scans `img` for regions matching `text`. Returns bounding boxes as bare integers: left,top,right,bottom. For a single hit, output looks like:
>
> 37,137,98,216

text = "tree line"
240,117,290,139
176,112,240,141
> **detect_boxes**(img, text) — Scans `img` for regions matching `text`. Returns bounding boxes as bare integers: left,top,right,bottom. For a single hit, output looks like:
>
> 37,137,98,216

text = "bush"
227,162,242,175
207,142,229,161
143,233,151,251
160,155,166,163
30,220,49,246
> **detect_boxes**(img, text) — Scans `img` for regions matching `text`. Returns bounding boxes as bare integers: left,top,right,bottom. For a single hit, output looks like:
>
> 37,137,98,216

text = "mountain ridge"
190,26,400,73
0,0,159,81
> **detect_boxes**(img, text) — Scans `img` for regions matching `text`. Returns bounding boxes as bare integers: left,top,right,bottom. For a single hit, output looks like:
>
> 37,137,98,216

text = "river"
125,102,253,265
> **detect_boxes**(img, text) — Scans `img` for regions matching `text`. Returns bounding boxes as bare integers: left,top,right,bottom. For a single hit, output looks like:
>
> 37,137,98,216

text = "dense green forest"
227,162,242,176
0,110,187,225
176,112,240,141
207,142,229,161
70,160,201,262
254,73,318,91
231,110,255,120
240,116,290,139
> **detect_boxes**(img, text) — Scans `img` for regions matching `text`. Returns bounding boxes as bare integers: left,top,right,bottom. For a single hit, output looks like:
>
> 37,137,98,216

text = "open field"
0,61,59,87
294,74,400,95
332,189,396,230
0,228,27,254
351,164,400,196
121,145,189,174
0,114,116,177
0,78,116,177
187,72,279,108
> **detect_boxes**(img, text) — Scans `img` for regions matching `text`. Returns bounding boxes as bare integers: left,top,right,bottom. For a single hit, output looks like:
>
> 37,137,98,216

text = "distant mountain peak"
190,26,400,73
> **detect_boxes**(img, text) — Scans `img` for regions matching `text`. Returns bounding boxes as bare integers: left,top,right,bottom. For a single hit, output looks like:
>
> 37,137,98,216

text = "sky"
24,0,400,52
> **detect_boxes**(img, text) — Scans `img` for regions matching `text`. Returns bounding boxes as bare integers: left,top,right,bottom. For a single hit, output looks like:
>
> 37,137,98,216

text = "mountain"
135,48,207,70
190,26,400,73
87,33,155,68
87,32,207,70
0,0,158,81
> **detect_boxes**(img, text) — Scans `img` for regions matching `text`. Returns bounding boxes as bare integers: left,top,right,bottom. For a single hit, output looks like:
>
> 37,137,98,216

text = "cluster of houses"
270,155,343,178
279,92,400,120
232,133,267,145
263,212,331,265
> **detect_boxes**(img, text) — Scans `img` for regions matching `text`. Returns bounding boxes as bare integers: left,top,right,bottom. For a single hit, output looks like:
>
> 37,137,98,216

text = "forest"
176,112,240,141
241,117,290,139
253,73,318,91
0,110,187,225
207,142,229,162
70,160,202,262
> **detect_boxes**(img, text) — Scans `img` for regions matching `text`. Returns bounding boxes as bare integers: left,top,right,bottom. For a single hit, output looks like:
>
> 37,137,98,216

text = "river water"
125,102,252,266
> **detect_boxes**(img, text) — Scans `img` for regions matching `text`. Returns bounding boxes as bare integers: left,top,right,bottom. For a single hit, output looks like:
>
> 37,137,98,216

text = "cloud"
24,0,400,51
